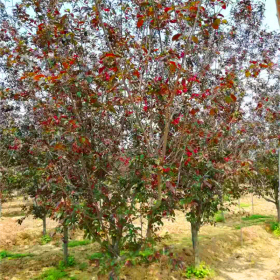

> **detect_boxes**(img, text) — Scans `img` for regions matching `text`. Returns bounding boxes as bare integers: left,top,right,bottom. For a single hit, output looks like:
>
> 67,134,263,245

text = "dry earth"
0,195,280,280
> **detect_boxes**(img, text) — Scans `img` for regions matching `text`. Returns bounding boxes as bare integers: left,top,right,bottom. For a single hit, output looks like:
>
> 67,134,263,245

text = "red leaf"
169,61,177,72
230,94,237,102
172,33,182,41
164,7,173,13
212,19,221,30
105,53,116,58
210,108,216,116
33,74,45,81
99,66,105,74
62,62,69,69
137,19,144,28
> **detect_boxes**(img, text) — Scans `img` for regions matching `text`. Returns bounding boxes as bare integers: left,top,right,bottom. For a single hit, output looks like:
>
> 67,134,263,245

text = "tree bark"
0,196,2,219
276,203,280,224
146,218,153,239
63,225,69,264
42,215,47,236
191,222,200,267
278,147,280,223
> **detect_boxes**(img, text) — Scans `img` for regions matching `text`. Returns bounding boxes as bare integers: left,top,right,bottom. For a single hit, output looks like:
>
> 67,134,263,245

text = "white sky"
264,0,279,30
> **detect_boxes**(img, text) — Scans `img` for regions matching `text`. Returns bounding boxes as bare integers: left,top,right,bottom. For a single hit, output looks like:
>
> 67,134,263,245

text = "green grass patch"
58,256,76,269
214,211,225,223
68,239,91,248
241,214,273,221
0,250,33,260
269,222,280,237
34,268,68,280
235,215,275,229
78,262,88,271
239,203,250,208
184,262,214,279
88,252,104,261
41,235,52,245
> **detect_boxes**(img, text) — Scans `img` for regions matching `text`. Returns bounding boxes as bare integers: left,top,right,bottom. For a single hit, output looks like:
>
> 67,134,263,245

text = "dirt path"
215,226,280,280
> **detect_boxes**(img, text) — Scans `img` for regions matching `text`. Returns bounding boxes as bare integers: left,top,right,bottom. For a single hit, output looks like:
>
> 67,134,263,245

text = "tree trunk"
277,203,280,224
42,215,47,236
191,222,200,267
278,147,280,223
219,190,224,222
239,199,243,246
0,196,2,219
251,194,254,215
146,218,153,239
63,225,69,264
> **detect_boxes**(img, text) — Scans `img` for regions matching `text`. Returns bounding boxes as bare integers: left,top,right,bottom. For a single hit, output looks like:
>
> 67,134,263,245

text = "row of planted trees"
0,0,279,275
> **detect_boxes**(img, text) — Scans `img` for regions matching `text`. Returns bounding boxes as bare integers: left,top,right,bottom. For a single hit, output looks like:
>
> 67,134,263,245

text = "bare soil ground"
0,196,280,280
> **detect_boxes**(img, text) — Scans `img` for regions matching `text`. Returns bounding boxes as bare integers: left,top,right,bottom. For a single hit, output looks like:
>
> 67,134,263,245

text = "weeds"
239,203,250,208
235,214,274,229
214,211,225,223
78,262,88,271
34,268,68,280
0,250,33,260
68,239,91,247
269,222,280,237
241,214,273,221
184,263,213,279
58,256,76,269
41,235,52,245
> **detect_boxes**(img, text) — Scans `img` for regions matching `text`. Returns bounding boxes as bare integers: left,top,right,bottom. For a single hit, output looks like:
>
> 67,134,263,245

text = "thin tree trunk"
146,218,153,239
277,203,280,224
219,191,224,222
278,147,280,223
191,222,200,267
63,225,69,264
239,199,243,246
42,215,47,236
0,195,2,219
251,194,254,215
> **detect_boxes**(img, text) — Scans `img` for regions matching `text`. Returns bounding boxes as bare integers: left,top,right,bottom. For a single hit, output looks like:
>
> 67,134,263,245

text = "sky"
264,0,279,30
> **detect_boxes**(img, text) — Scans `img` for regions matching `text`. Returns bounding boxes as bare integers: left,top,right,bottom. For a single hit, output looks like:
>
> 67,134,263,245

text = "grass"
34,268,68,280
68,239,91,248
239,203,251,208
0,250,33,260
241,214,273,221
269,222,280,237
235,215,275,229
184,262,214,279
214,211,225,223
41,235,52,245
2,211,25,217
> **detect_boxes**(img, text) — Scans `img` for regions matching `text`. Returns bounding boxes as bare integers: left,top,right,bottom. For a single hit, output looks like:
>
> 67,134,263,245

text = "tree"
1,0,279,272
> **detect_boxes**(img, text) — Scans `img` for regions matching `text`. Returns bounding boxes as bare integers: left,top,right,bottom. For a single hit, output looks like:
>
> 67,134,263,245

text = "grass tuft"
242,214,273,221
184,262,214,279
34,268,68,280
0,250,33,260
239,203,250,208
68,239,91,248
214,211,225,223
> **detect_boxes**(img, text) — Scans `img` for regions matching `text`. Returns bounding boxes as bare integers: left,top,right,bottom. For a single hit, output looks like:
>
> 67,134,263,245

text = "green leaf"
224,95,232,104
86,76,93,83
77,91,82,98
